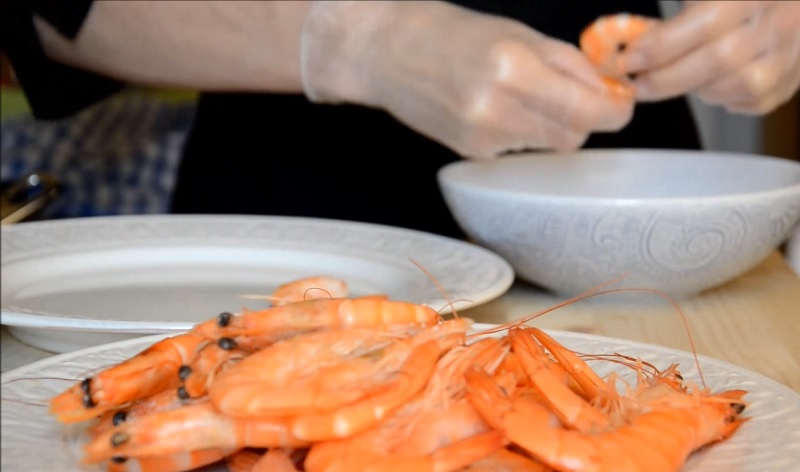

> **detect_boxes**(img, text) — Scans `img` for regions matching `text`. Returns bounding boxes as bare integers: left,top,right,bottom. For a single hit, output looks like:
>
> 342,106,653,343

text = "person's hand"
624,1,800,114
299,1,634,159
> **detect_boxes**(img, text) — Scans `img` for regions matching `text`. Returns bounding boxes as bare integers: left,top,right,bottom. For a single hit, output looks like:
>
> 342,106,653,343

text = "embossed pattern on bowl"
438,149,800,297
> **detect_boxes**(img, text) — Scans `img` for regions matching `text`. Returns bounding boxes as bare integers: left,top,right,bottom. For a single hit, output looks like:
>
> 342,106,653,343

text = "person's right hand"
299,1,634,159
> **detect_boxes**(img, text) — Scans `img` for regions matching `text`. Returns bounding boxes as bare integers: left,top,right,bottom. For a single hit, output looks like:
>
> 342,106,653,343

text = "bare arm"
33,0,312,93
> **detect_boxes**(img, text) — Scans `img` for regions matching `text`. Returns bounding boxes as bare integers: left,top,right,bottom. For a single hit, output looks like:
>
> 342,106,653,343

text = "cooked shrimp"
466,448,552,472
227,448,301,472
47,276,751,472
50,332,208,424
469,367,746,472
191,297,440,350
180,341,248,399
105,447,237,472
304,337,509,472
306,431,505,472
89,387,192,438
579,13,656,97
83,337,447,464
210,319,470,417
82,401,310,465
508,328,609,432
271,276,350,305
466,327,749,472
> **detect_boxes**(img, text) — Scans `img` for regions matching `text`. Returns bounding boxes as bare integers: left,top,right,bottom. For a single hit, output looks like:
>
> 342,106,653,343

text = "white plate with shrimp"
2,326,800,472
0,215,514,353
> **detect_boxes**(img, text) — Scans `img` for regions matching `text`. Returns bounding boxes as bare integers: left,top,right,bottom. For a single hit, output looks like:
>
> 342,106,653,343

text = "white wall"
658,1,764,154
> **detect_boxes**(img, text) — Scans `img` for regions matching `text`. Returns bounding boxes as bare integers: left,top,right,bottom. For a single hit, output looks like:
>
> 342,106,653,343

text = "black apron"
171,0,701,239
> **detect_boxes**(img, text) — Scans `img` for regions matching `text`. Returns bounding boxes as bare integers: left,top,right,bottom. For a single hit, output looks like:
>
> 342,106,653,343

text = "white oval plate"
2,326,799,472
1,215,514,353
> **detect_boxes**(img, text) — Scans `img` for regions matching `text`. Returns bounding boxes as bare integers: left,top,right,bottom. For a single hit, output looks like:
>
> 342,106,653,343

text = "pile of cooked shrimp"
49,275,748,472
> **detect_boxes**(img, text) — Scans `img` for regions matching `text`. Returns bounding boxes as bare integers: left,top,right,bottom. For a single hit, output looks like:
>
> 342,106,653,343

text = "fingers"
455,104,590,160
622,1,800,114
452,39,634,158
632,12,770,101
495,39,634,133
625,1,773,72
698,48,800,115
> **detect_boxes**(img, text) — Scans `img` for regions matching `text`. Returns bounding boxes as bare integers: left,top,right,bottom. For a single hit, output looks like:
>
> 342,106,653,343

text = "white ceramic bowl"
438,149,800,298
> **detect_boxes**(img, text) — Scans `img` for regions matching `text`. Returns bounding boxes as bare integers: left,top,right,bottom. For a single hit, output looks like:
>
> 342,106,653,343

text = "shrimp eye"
218,337,237,350
178,365,193,381
177,386,191,400
616,42,627,53
81,378,96,408
112,411,127,426
111,456,128,464
731,403,746,414
217,312,233,327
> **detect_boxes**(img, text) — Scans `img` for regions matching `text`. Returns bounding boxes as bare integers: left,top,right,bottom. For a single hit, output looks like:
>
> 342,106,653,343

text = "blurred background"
1,0,798,223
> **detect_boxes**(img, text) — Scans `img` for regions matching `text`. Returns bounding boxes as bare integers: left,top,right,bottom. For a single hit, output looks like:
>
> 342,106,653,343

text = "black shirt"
1,0,701,239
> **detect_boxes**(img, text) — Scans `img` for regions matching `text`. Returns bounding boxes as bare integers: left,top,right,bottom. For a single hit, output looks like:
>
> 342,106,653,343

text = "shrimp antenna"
409,258,460,320
575,287,706,389
238,287,335,303
470,275,707,389
470,273,630,337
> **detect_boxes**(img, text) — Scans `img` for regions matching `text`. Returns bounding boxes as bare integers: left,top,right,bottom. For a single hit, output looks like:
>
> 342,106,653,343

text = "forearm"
33,0,312,92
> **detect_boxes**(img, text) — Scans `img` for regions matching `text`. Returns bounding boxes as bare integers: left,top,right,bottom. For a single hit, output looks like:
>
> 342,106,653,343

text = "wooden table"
3,252,799,393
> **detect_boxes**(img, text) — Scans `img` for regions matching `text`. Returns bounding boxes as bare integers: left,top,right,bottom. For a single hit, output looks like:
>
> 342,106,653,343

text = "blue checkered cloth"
1,90,196,219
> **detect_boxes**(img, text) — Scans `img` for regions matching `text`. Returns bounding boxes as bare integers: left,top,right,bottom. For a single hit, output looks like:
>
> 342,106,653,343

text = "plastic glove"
299,1,634,159
624,1,800,114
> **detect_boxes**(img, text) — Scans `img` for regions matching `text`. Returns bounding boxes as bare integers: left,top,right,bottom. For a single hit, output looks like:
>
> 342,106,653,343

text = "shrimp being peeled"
579,13,657,98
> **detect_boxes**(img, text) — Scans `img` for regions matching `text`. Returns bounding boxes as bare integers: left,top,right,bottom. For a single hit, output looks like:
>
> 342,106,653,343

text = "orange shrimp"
227,448,301,472
82,337,447,464
89,387,191,438
49,332,209,424
270,275,350,305
508,328,609,432
579,13,656,98
307,431,505,472
468,366,747,472
466,327,749,472
82,401,310,465
209,319,470,417
207,326,413,416
180,341,248,399
191,297,440,350
105,447,237,472
304,337,509,472
466,448,552,472
286,337,449,441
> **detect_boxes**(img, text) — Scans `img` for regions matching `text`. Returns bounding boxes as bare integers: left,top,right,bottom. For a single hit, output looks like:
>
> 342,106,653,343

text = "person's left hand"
623,1,800,114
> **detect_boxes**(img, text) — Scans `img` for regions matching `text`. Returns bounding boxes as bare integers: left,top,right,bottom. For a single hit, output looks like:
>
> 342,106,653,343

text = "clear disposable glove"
624,1,800,114
299,1,634,159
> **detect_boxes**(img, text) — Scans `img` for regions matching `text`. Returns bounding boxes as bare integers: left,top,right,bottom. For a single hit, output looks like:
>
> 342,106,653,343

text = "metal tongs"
1,172,60,225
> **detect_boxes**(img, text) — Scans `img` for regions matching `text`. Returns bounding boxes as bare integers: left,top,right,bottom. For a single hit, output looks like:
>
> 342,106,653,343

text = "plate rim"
1,214,515,333
3,324,799,472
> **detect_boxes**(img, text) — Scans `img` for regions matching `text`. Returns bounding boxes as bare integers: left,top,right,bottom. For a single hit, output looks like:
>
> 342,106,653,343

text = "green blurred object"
0,88,31,121
0,86,197,122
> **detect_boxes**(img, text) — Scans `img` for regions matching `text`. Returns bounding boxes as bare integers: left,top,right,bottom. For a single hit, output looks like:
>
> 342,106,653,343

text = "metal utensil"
1,172,60,225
